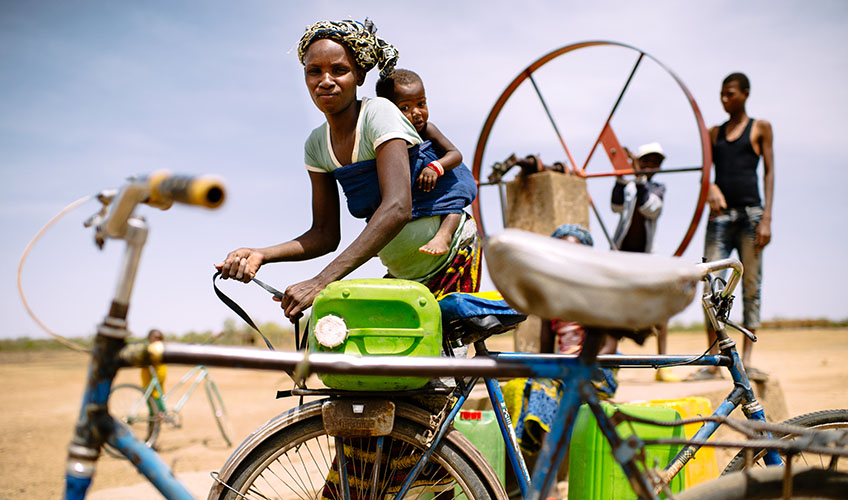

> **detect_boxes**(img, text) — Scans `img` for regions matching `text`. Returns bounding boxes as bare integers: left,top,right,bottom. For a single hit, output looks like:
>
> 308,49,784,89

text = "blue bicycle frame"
484,348,781,498
69,328,783,500
63,175,780,500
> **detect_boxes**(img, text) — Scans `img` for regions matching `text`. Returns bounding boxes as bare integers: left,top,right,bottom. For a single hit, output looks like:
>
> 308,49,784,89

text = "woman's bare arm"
218,170,342,281
280,138,413,319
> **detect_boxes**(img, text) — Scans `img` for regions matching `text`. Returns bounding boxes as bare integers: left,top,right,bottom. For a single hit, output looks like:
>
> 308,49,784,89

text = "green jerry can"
568,402,686,500
307,279,443,391
454,410,506,487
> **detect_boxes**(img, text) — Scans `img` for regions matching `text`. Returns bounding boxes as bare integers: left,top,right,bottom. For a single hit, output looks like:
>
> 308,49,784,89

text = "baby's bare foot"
419,239,450,255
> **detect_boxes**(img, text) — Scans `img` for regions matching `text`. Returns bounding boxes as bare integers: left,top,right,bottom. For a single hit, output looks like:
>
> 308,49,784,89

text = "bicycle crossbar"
497,352,734,368
151,343,539,378
645,437,848,457
127,343,735,379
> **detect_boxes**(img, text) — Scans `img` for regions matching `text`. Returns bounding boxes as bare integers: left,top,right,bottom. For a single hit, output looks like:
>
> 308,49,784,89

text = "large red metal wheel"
471,40,711,257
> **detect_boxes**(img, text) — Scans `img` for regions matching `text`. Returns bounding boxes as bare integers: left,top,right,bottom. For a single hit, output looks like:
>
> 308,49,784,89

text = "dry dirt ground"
1,328,846,499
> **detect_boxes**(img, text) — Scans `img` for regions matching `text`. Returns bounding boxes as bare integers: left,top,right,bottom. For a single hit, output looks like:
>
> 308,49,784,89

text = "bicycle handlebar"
695,257,743,298
96,171,225,243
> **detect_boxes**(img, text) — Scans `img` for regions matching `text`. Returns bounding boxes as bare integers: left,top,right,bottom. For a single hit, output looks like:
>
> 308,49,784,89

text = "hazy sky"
2,1,847,340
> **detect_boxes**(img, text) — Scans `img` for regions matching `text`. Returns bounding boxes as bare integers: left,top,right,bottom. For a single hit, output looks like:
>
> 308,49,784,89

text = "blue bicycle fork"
65,215,194,500
64,333,195,500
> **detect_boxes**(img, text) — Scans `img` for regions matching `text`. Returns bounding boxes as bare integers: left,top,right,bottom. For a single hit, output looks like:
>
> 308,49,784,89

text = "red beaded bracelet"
427,161,444,177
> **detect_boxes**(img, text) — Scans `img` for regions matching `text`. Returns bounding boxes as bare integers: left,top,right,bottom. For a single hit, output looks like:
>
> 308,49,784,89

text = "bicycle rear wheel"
677,467,848,499
105,383,161,458
217,414,502,500
204,377,232,447
723,409,848,474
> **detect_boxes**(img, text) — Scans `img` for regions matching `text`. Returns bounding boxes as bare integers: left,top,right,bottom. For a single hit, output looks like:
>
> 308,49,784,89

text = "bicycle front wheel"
218,414,501,500
677,467,848,499
204,377,232,447
105,383,161,458
723,409,848,474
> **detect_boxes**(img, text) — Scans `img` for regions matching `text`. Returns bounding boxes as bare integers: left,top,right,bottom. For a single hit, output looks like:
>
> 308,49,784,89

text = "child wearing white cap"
611,142,677,381
611,142,666,253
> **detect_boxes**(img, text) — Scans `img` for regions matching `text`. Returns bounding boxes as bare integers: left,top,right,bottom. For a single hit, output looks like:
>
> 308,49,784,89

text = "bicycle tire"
217,413,502,500
723,409,848,474
204,377,233,447
105,383,161,458
676,467,848,499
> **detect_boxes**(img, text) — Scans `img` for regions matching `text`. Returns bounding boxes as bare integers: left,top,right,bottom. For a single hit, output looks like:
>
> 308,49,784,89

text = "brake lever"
252,276,285,300
725,318,758,342
83,189,118,228
84,189,120,248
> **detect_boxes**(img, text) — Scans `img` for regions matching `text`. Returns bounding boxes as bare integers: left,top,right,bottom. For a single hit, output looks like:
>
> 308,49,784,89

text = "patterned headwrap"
297,19,399,79
551,224,594,246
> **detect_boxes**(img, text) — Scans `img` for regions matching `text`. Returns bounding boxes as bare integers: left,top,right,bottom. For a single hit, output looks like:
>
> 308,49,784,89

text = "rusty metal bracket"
321,400,395,437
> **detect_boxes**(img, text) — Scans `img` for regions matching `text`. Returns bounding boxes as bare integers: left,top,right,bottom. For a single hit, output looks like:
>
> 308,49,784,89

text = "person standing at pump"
687,72,774,382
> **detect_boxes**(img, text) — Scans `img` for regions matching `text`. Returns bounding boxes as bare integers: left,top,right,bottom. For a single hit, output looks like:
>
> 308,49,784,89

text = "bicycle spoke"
587,194,615,249
299,435,329,495
352,439,368,500
528,73,577,171
335,438,351,500
286,441,322,499
269,460,306,500
254,472,285,500
369,437,384,500
581,52,644,172
243,485,274,500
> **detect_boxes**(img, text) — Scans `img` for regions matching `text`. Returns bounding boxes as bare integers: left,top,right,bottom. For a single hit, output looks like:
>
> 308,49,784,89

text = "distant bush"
761,317,848,329
668,317,848,332
186,319,298,350
0,318,297,352
4,316,845,352
0,336,93,351
668,322,706,333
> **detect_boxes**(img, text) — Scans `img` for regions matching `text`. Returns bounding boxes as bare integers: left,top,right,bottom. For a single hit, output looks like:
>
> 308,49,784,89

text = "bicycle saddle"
484,229,702,330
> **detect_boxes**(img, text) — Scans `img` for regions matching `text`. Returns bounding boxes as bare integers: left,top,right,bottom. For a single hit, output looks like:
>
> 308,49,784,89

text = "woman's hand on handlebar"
276,277,327,321
217,248,264,282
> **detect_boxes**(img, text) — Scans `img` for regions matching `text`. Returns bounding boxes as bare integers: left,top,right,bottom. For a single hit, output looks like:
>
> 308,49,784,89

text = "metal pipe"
498,182,509,228
156,343,538,379
109,218,147,322
578,166,703,178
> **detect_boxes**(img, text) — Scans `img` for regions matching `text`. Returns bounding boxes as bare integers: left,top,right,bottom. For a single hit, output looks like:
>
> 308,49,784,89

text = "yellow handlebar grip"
147,170,226,209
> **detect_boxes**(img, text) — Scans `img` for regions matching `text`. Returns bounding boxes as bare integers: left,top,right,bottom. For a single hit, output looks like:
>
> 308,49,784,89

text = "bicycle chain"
420,387,458,446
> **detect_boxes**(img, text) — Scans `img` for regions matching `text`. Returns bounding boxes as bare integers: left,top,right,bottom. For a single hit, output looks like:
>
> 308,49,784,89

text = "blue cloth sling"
437,292,524,323
332,141,477,221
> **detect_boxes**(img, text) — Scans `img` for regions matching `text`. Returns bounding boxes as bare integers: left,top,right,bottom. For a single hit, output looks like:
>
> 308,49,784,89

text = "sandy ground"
1,328,847,499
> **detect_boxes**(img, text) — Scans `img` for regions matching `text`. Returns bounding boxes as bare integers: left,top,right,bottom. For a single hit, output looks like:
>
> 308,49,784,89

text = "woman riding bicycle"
217,19,480,315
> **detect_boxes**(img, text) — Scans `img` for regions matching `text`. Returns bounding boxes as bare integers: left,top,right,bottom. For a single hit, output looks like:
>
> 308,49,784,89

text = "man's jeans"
704,206,764,330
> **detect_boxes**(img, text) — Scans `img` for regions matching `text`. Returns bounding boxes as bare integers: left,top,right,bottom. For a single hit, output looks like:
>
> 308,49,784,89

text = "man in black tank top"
687,73,775,382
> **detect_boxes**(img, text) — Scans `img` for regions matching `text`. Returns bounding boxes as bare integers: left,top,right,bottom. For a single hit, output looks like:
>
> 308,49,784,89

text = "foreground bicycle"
206,230,848,500
58,174,847,499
